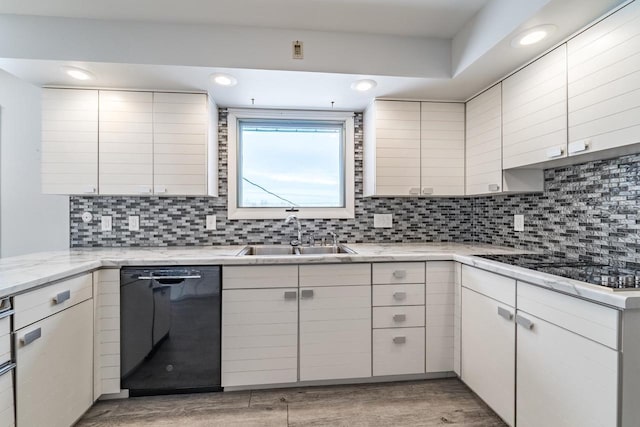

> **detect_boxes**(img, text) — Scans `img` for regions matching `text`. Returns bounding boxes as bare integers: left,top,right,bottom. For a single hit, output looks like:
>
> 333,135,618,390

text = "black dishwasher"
120,266,221,396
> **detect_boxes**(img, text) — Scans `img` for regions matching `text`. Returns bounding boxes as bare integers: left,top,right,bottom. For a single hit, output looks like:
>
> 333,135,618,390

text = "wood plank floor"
77,379,507,426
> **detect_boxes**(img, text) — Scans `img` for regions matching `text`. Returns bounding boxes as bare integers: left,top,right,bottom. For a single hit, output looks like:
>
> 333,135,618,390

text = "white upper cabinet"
503,45,568,169
41,88,98,195
465,84,502,195
363,100,464,196
99,91,153,195
420,102,465,196
568,0,640,156
153,93,208,196
364,100,421,196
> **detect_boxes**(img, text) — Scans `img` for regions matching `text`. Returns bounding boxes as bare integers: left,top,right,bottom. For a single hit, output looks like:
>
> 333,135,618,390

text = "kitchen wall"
70,111,475,247
70,109,640,269
0,69,69,256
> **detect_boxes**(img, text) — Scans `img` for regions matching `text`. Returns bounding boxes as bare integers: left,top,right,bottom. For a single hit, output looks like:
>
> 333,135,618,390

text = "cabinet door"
93,269,121,399
426,261,455,373
0,364,14,427
15,300,93,427
516,311,618,427
465,85,502,195
461,287,515,426
41,88,98,195
420,102,465,196
503,45,567,168
568,0,640,156
300,286,371,381
222,288,298,387
153,93,209,195
371,100,421,196
99,91,153,195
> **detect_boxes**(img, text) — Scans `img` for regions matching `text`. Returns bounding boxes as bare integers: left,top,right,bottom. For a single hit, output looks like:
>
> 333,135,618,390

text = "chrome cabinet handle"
497,307,513,321
393,336,406,344
422,187,434,195
409,187,420,195
53,290,71,305
488,184,500,192
0,298,13,319
21,328,42,346
393,314,406,322
392,270,406,279
300,289,314,299
393,292,407,301
546,146,564,158
284,291,297,300
0,362,16,377
516,314,534,330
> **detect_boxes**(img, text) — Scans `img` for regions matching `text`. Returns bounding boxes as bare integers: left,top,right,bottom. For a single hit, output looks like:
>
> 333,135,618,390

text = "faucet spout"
284,214,302,245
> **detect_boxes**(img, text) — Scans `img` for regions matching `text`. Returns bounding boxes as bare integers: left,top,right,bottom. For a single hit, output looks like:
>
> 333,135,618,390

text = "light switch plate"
374,214,392,228
514,214,524,232
206,215,217,230
101,215,112,232
128,216,140,231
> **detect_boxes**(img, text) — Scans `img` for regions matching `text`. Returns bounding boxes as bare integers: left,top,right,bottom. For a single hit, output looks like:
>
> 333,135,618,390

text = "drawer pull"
393,292,407,301
393,314,406,322
516,314,534,330
393,336,406,344
488,184,500,192
21,328,42,346
497,307,513,321
53,290,71,305
300,289,314,299
284,291,297,300
0,362,16,377
392,270,407,279
0,298,13,320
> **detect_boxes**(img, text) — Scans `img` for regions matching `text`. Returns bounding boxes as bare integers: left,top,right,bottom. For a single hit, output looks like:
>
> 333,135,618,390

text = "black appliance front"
120,266,221,396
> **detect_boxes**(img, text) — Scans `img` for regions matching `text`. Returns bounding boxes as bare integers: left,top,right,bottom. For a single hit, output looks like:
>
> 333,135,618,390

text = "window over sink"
227,109,355,219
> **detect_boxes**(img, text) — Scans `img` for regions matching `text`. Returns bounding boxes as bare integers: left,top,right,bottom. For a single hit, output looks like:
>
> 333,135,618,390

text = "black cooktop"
475,254,640,291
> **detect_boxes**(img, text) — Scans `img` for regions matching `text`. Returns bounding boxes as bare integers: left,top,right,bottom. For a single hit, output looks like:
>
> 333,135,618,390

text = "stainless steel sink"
237,244,356,256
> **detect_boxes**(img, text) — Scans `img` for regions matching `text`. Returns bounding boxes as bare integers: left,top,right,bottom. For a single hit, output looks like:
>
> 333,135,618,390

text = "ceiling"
0,0,490,38
0,0,629,110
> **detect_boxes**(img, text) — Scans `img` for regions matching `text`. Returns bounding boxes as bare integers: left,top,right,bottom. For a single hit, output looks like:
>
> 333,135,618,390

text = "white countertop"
1,243,639,309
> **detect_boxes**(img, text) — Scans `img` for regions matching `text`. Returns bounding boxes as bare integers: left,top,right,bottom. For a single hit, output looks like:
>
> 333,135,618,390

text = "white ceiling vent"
292,41,304,60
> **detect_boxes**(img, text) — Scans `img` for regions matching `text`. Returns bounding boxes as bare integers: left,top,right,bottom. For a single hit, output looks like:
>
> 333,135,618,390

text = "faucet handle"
328,231,338,246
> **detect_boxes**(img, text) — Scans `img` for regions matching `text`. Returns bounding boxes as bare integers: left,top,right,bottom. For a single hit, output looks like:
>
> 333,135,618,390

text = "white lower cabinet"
461,287,515,426
15,299,94,427
515,282,618,427
0,363,14,427
221,288,298,387
299,285,371,381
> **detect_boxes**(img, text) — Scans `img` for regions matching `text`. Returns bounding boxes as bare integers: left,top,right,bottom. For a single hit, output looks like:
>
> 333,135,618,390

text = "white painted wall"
0,69,69,257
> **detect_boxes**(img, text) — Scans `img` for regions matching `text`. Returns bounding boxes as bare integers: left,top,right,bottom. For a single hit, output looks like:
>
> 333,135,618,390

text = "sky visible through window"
239,120,344,208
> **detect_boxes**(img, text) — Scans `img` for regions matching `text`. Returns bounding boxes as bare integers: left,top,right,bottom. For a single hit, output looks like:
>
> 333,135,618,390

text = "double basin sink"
238,244,356,256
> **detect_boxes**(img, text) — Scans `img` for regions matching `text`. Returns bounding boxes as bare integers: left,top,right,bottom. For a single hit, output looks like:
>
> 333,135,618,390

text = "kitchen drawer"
300,263,371,287
461,265,515,307
373,306,425,329
14,273,93,330
517,281,619,349
373,284,425,306
373,327,425,376
373,262,425,285
0,316,9,367
0,364,15,427
223,265,298,289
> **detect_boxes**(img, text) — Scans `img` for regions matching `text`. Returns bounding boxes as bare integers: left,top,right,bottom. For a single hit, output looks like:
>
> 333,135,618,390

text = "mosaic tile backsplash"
70,110,640,268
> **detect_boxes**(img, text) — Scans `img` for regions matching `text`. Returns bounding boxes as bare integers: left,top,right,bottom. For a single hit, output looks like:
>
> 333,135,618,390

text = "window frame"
227,108,355,220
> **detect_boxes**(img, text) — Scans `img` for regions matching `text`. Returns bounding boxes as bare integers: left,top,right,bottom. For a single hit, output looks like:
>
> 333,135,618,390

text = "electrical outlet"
374,214,392,228
128,215,140,231
514,214,524,232
101,215,112,232
206,215,217,230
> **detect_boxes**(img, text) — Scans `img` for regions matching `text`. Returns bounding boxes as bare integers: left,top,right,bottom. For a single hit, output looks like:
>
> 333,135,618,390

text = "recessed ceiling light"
210,73,238,87
511,25,556,48
61,66,94,81
351,79,377,92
